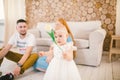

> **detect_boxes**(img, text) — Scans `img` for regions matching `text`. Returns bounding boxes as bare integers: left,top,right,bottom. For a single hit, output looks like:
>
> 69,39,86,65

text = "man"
0,19,38,80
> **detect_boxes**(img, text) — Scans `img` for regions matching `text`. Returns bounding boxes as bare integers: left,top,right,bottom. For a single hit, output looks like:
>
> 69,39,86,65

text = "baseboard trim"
0,41,3,43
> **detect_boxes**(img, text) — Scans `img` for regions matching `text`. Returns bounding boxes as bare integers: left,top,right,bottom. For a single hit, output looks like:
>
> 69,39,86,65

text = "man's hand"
13,66,21,77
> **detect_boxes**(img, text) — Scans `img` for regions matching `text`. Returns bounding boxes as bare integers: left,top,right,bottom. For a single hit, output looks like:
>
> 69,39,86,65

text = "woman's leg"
33,56,49,72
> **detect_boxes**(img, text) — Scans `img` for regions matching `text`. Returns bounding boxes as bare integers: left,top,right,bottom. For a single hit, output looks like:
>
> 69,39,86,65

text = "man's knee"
31,54,39,59
29,53,39,63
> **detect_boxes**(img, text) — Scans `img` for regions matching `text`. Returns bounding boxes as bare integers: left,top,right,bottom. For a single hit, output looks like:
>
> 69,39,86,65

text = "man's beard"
20,32,26,36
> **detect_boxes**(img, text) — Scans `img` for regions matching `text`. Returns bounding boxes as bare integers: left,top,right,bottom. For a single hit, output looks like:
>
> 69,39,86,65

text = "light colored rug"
0,43,44,80
0,58,44,80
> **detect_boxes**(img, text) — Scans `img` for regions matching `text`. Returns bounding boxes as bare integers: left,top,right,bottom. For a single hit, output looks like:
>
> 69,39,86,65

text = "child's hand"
38,51,45,56
63,52,67,59
62,50,73,61
46,55,53,63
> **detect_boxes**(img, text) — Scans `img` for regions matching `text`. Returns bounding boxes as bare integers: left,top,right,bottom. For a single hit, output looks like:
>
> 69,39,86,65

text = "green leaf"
47,29,62,51
47,29,56,44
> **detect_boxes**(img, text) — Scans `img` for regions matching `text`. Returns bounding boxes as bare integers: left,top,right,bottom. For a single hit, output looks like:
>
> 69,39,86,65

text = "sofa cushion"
36,38,52,46
37,22,55,38
36,38,89,49
36,21,101,39
67,21,101,39
75,39,89,49
28,28,41,38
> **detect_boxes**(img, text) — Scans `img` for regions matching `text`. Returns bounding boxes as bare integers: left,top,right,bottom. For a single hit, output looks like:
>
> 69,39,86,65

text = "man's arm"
17,46,33,65
13,46,33,76
0,44,12,59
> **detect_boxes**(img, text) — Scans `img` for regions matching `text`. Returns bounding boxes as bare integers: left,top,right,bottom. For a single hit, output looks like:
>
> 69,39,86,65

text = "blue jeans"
33,56,49,71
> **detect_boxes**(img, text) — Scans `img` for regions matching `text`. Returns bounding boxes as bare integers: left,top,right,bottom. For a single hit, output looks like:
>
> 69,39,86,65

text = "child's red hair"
58,18,76,58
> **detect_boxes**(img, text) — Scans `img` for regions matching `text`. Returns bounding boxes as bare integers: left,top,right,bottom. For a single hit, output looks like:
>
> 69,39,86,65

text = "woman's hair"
58,18,76,58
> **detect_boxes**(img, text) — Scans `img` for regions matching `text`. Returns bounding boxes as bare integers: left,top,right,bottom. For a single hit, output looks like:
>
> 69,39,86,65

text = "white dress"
43,42,81,80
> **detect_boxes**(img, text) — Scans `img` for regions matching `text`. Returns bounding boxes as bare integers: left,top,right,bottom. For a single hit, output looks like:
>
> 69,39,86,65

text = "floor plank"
0,53,120,80
112,58,120,80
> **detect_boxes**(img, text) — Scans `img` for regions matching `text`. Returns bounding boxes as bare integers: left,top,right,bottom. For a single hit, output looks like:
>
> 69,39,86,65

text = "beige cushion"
36,21,101,39
28,28,41,38
67,21,101,39
37,22,55,38
36,38,52,46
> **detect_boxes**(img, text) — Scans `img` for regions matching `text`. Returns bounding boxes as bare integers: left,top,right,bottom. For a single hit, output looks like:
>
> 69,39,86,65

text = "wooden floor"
78,54,120,80
0,53,120,80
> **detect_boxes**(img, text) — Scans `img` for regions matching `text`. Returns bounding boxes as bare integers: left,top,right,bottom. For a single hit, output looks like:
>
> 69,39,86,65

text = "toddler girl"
43,18,81,80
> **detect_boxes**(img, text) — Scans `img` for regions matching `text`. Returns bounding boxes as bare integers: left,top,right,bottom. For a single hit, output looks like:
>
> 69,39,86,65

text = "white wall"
0,0,4,42
3,0,26,43
0,0,4,19
0,23,4,42
116,0,120,47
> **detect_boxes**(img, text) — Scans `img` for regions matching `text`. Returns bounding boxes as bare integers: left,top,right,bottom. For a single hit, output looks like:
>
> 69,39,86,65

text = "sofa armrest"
28,28,41,38
89,29,106,49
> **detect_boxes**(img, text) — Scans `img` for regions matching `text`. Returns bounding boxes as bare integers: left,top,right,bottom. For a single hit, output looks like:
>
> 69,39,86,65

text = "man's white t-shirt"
8,32,36,54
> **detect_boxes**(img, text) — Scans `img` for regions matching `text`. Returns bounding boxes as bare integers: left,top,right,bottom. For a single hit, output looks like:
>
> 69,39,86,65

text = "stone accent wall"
26,0,116,51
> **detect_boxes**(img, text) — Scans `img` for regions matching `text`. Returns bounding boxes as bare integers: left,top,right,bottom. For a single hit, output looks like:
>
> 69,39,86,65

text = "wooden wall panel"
26,0,116,51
